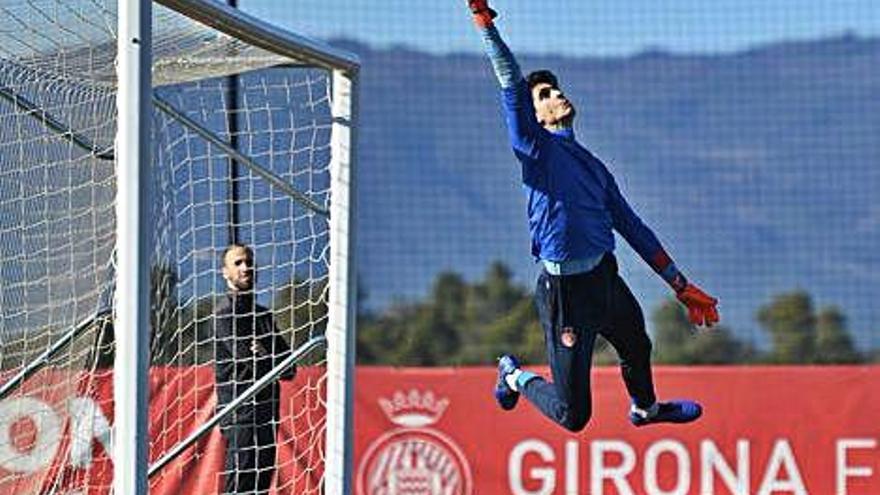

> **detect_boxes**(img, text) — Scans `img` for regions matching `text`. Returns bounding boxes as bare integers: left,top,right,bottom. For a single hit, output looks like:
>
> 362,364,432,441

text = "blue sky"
240,0,880,56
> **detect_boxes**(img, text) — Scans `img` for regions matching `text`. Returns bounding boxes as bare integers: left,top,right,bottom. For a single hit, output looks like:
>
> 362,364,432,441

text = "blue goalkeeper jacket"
501,79,667,267
479,23,683,283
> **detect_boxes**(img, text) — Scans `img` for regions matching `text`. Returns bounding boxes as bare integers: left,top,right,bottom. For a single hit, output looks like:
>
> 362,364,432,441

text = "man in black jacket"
215,244,295,494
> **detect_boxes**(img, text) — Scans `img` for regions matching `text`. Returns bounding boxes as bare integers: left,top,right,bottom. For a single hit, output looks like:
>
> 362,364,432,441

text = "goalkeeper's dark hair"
526,69,559,91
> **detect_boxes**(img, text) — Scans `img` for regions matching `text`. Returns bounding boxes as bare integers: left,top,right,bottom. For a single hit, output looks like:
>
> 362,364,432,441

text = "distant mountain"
339,36,880,349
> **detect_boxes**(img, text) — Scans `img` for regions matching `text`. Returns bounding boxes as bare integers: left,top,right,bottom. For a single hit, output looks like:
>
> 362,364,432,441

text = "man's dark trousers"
523,254,657,431
221,417,276,495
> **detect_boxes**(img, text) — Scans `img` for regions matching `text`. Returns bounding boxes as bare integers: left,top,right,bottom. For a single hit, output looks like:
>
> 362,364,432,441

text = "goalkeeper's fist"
676,283,720,327
468,0,497,28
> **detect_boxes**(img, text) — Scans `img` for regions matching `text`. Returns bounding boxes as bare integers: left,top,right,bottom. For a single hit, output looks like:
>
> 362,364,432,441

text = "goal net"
0,1,357,493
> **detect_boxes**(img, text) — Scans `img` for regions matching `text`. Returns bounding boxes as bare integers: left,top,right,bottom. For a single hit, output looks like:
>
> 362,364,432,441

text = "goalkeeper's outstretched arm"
467,0,544,158
468,0,521,89
605,172,720,327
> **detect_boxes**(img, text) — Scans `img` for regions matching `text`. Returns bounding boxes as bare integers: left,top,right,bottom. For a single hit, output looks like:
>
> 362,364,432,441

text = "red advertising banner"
0,367,325,495
354,366,880,495
0,366,877,494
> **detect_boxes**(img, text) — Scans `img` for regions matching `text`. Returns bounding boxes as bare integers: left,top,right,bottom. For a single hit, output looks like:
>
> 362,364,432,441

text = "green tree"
651,299,690,363
652,299,753,364
356,263,539,365
756,291,866,364
356,272,467,365
757,291,816,363
357,303,418,365
467,262,524,325
460,263,538,364
468,296,541,365
814,306,862,364
148,262,221,366
273,277,328,364
407,273,467,365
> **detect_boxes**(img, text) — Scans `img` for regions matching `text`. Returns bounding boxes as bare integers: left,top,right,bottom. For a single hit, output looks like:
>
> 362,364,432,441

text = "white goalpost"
0,0,358,493
115,0,151,493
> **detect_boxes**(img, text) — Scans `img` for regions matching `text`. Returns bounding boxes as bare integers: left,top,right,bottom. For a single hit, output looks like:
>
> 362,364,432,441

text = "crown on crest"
378,389,449,428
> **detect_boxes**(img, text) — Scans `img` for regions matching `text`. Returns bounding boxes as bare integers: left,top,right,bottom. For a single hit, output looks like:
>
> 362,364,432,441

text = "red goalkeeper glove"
676,283,720,327
468,0,497,28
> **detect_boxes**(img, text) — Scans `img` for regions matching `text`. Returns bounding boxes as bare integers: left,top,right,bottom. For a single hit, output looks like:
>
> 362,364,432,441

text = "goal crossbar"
155,0,359,74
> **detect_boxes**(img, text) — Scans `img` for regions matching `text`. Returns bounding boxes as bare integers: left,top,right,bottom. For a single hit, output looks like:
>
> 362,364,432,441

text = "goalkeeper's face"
222,246,255,292
531,82,576,129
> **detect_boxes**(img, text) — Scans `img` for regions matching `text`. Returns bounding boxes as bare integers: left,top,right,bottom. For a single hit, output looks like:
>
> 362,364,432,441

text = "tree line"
5,260,868,371
357,261,875,366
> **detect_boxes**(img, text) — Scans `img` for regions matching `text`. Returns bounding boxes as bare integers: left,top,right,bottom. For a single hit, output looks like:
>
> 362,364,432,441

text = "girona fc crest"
356,390,473,495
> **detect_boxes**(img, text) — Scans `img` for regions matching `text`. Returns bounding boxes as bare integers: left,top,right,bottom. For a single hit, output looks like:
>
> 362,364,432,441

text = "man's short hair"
526,69,559,91
220,243,253,266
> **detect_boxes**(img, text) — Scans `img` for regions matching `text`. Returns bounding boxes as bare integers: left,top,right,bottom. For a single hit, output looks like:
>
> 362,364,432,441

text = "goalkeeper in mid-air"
466,1,720,430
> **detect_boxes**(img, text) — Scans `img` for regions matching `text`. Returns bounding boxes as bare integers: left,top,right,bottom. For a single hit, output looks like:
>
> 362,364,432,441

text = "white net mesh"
149,67,332,494
0,1,349,493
